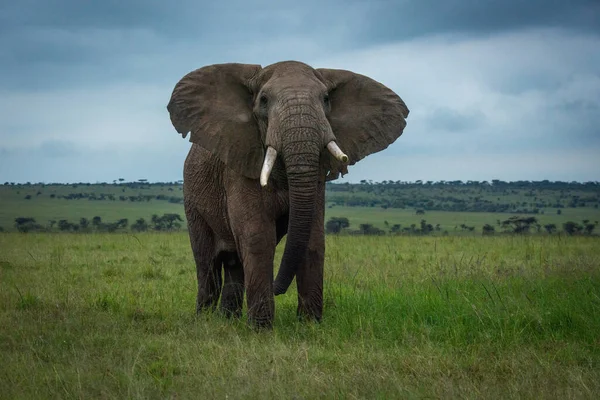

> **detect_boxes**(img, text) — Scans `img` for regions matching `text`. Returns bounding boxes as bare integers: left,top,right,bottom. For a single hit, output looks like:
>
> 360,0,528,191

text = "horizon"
1,1,599,183
3,179,600,186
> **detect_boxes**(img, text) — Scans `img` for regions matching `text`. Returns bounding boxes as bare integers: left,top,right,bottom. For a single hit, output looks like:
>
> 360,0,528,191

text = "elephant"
167,60,409,328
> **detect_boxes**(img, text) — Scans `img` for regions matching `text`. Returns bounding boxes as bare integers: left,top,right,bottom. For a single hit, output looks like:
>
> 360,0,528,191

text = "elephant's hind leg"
187,214,222,313
220,252,244,318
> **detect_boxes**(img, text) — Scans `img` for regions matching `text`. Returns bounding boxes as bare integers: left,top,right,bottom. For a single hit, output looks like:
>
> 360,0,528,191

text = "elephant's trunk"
273,133,321,295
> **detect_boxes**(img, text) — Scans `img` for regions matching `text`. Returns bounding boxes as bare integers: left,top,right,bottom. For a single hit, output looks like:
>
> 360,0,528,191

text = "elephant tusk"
260,146,277,187
327,141,348,163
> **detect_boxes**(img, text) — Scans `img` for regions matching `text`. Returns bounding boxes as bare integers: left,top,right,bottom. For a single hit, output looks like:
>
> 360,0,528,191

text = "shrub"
14,217,44,233
482,224,495,235
325,217,350,234
131,218,149,232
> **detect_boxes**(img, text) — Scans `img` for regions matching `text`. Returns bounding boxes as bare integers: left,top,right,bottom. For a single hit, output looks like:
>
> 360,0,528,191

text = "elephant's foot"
295,248,324,322
220,253,245,318
297,296,323,322
219,287,244,319
196,291,219,314
246,292,275,329
196,272,222,314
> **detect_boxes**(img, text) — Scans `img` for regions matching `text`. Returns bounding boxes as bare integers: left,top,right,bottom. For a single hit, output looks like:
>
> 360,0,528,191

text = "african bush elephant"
167,61,409,328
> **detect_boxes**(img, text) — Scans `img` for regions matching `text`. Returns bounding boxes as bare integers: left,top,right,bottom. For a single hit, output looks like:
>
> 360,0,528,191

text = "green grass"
1,233,599,398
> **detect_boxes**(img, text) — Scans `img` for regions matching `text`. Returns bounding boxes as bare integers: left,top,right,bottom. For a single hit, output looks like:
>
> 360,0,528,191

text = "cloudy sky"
1,0,599,183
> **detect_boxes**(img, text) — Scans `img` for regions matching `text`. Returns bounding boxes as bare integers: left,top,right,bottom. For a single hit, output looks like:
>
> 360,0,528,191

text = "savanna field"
1,181,599,398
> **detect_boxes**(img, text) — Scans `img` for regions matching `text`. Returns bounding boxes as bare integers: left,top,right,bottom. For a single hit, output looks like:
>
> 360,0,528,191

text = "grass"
1,233,599,398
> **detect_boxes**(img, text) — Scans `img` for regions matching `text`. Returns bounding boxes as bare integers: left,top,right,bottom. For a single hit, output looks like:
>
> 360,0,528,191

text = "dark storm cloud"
3,0,598,38
3,0,598,89
361,0,600,41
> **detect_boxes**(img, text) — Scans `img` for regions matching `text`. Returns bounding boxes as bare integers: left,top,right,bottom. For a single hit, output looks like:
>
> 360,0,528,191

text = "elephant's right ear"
167,63,264,179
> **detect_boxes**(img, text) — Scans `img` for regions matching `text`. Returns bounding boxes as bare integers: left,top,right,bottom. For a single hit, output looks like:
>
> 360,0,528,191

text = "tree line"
4,214,597,236
22,192,183,204
11,214,184,233
325,216,598,236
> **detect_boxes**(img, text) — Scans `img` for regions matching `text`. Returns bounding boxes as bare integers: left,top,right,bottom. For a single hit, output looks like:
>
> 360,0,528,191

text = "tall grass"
1,233,599,398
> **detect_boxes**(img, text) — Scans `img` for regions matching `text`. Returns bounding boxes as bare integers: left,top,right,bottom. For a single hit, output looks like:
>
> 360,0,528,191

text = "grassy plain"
1,233,599,398
1,183,599,233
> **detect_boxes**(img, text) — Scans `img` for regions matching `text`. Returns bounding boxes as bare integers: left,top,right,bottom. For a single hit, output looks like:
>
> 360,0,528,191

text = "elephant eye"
259,94,268,107
323,94,330,106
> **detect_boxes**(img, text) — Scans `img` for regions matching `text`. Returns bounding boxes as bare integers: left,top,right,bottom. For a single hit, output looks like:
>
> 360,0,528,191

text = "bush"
151,214,183,231
325,217,350,234
356,224,385,235
482,224,495,235
14,217,44,233
544,224,557,234
131,218,149,232
563,221,581,235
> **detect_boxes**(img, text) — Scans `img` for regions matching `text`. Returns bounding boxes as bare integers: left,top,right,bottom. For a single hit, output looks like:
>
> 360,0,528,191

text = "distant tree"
584,222,597,235
151,213,183,231
15,217,35,225
563,221,582,235
92,216,102,227
24,195,32,200
419,219,434,235
118,178,125,183
501,216,537,234
544,224,557,234
389,224,402,234
14,217,44,233
482,224,495,235
557,209,562,215
58,219,76,231
415,209,425,215
325,217,350,234
79,218,89,229
358,223,385,235
131,218,149,232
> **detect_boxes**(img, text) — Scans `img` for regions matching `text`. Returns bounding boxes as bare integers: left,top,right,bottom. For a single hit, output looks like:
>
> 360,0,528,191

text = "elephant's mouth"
259,141,348,187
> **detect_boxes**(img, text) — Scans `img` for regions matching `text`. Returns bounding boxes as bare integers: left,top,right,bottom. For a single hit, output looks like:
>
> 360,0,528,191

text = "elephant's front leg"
186,212,222,313
296,181,325,321
228,185,277,328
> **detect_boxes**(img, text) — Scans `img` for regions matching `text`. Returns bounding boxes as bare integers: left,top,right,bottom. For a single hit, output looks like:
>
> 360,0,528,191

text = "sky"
1,0,599,184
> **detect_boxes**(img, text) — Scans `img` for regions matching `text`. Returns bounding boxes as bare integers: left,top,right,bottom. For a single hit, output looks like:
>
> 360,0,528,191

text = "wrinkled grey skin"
167,61,409,328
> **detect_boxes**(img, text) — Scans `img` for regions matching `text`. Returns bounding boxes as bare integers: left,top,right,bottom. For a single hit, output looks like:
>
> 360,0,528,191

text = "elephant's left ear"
167,63,264,179
316,68,409,180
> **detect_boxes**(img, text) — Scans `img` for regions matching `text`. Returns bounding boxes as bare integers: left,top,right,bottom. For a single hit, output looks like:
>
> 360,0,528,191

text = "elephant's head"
167,61,409,295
